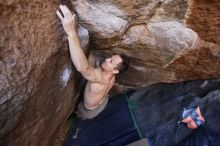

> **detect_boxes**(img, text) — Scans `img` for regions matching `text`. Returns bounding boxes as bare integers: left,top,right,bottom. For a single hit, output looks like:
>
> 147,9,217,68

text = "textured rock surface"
186,0,220,44
73,0,128,39
167,39,220,81
1,0,220,146
122,22,197,65
73,0,220,89
0,0,89,146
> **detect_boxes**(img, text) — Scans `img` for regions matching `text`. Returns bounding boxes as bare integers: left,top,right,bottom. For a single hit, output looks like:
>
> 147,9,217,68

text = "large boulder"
0,0,89,146
73,0,220,89
1,0,220,145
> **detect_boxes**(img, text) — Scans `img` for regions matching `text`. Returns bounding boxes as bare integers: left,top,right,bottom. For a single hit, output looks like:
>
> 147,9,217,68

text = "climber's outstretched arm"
56,5,102,83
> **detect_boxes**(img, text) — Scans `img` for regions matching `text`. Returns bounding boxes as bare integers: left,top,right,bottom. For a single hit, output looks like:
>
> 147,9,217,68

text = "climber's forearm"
68,35,89,72
57,5,96,78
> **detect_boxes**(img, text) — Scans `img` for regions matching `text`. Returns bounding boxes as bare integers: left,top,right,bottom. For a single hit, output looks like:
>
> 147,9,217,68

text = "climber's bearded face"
101,55,122,74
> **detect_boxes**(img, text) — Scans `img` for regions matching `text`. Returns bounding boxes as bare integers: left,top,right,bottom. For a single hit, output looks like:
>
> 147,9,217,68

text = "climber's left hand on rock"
56,5,77,38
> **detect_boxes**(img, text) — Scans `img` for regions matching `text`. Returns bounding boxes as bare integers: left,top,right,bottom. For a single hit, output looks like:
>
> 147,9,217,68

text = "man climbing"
56,5,129,120
57,5,149,146
56,5,220,146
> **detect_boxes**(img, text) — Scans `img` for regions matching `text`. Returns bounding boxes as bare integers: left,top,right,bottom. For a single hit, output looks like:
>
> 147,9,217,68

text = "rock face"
186,0,220,44
1,0,220,146
73,0,220,88
0,0,89,146
73,0,128,39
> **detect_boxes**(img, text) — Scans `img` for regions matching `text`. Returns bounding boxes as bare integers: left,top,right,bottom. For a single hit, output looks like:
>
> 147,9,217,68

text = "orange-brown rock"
73,0,220,89
167,39,220,81
186,0,220,44
0,0,89,146
1,0,220,146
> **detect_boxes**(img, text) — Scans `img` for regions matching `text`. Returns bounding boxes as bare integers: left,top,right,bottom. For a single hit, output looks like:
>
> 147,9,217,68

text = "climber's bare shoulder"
83,69,115,110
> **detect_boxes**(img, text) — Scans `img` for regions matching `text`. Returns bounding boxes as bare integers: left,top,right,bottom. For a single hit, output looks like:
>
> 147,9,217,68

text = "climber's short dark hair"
116,54,130,74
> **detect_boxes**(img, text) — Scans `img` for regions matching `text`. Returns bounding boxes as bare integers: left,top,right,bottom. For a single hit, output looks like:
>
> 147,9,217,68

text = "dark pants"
64,94,140,146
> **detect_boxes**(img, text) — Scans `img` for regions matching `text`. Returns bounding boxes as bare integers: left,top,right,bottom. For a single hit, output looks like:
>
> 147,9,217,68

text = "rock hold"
73,0,128,39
